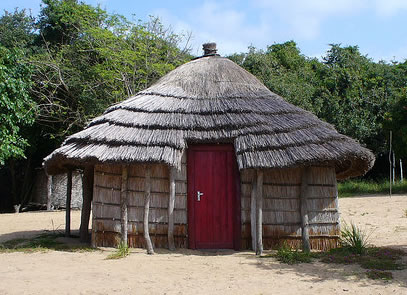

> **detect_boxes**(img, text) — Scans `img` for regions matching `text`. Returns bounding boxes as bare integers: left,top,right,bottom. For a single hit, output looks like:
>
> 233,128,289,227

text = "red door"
187,145,240,249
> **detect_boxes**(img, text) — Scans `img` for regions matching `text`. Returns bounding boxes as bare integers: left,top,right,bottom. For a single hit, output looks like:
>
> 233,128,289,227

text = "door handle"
197,191,204,201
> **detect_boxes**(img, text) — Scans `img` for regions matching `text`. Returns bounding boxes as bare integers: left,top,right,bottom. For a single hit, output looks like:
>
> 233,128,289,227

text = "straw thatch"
44,54,374,178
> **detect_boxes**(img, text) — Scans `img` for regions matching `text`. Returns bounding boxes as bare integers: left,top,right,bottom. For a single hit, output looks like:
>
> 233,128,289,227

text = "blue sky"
2,0,407,61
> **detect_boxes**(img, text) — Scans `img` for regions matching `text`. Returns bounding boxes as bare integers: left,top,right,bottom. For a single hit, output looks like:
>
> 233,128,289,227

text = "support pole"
46,174,53,211
120,166,128,246
256,169,263,255
168,167,176,251
300,167,311,252
389,131,392,197
401,159,404,182
80,166,94,243
250,171,257,252
65,170,72,237
393,152,396,184
144,166,154,254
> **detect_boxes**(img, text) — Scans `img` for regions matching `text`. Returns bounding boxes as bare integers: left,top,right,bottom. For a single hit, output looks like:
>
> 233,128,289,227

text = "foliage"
229,43,402,154
0,8,36,49
106,241,130,259
340,222,370,254
0,46,36,165
0,0,191,211
338,179,407,197
269,243,314,264
0,233,97,253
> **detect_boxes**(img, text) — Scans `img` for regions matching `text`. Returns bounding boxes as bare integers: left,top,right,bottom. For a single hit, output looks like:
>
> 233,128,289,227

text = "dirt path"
0,194,406,295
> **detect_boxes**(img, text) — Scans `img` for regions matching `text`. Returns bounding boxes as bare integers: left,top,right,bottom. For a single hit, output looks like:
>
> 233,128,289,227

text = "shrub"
340,222,370,254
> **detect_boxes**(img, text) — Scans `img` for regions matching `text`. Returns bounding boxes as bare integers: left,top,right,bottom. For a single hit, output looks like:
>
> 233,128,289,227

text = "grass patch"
366,270,393,280
338,179,407,198
266,243,317,264
0,233,97,253
106,241,130,260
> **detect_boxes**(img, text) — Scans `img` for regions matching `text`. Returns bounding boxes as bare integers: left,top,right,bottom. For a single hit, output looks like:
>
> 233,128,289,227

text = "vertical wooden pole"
80,166,94,243
250,171,257,252
65,170,72,237
300,166,311,252
120,166,128,246
144,165,155,254
392,152,396,184
389,131,392,197
256,169,263,255
168,167,176,251
46,174,53,211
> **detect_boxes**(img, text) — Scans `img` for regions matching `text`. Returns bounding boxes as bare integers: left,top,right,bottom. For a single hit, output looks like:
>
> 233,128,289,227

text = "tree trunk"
168,167,176,251
80,166,94,243
144,166,154,254
65,170,72,237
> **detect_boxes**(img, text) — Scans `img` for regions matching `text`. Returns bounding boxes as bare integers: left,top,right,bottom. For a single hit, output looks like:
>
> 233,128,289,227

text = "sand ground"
0,194,406,295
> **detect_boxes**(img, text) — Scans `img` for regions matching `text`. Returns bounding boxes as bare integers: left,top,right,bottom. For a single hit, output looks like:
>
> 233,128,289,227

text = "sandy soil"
0,194,406,295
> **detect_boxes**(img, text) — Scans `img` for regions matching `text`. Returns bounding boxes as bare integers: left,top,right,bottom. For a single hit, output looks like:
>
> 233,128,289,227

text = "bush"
340,222,370,254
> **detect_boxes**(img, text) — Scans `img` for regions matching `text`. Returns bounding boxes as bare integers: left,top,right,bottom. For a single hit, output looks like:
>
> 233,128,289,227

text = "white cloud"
152,1,271,56
254,0,367,40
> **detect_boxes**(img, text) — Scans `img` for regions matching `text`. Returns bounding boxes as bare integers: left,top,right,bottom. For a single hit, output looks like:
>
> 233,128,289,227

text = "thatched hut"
44,43,374,253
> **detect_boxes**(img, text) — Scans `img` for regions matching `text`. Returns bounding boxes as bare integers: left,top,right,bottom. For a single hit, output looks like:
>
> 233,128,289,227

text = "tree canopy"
0,0,406,210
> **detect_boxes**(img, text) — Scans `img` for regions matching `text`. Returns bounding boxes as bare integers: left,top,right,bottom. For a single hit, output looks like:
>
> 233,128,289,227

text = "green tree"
0,46,36,166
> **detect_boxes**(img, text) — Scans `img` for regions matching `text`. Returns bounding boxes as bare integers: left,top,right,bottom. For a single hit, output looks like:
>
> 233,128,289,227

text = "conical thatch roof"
44,53,374,179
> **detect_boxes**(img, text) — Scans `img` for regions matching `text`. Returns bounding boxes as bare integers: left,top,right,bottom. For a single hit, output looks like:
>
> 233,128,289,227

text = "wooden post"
46,174,53,211
250,171,257,252
392,152,396,184
389,131,392,197
80,166,94,243
144,166,154,254
65,170,72,237
120,166,128,246
168,167,176,251
300,166,311,252
256,169,263,255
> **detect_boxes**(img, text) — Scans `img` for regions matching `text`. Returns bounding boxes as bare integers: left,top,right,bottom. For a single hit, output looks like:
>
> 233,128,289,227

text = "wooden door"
187,145,240,249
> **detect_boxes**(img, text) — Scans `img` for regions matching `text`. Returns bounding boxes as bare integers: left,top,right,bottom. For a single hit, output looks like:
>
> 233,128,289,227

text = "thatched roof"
44,51,374,179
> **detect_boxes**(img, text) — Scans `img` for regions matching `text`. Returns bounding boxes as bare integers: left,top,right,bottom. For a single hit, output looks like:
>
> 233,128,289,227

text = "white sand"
0,194,406,295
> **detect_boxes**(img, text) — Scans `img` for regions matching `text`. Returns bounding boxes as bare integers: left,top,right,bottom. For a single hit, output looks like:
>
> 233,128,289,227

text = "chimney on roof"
203,42,217,56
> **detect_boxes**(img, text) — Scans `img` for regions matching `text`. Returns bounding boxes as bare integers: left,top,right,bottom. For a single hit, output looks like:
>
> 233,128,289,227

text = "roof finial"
203,42,217,56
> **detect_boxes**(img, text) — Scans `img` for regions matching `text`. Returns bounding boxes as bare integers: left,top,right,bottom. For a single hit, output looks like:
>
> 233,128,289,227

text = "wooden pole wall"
120,166,128,245
256,169,263,255
65,170,72,237
80,166,94,243
300,167,311,252
250,172,257,252
168,167,176,251
144,166,155,254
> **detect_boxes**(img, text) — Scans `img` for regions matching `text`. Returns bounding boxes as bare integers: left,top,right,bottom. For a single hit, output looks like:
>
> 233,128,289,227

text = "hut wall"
92,153,188,248
240,166,339,251
32,168,83,209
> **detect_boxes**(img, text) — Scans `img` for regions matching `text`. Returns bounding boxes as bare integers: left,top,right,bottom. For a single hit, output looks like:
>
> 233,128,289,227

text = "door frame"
187,144,241,250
